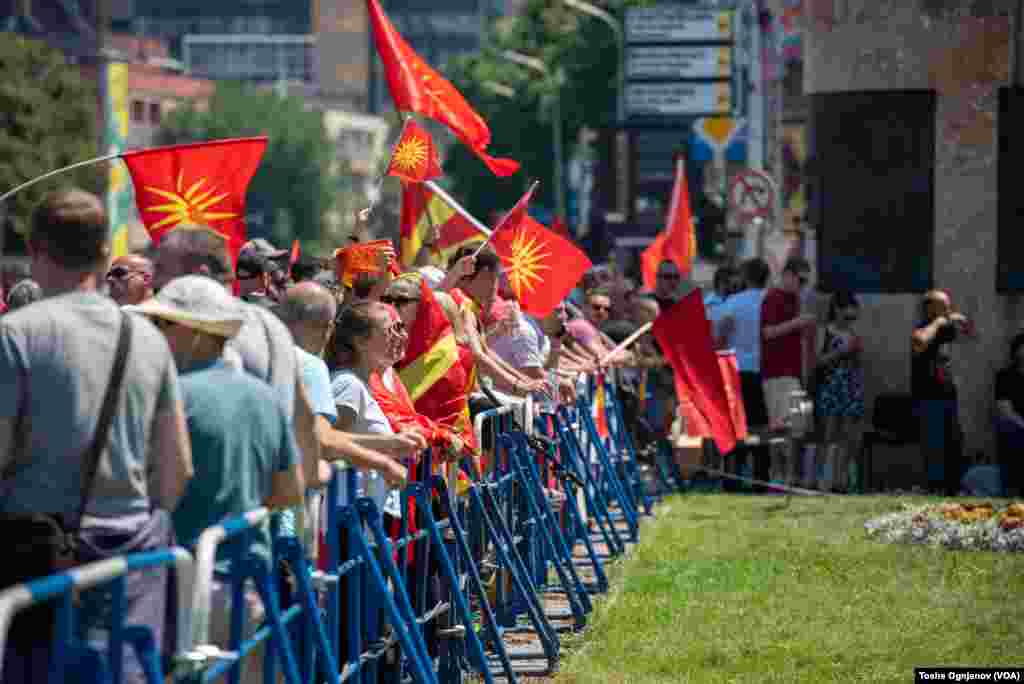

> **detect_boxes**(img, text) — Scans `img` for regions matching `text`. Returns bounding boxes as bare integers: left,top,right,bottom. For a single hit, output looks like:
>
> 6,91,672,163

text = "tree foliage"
442,0,639,222
0,36,101,242
158,82,335,247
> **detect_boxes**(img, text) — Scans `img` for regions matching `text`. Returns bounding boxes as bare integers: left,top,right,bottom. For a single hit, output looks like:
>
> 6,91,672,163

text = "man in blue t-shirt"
130,275,304,682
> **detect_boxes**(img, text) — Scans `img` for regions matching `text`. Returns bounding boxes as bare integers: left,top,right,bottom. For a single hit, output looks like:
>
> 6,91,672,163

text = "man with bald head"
106,254,154,306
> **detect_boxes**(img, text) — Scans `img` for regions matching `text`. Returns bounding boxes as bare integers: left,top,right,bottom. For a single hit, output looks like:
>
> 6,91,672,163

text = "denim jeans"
916,399,963,495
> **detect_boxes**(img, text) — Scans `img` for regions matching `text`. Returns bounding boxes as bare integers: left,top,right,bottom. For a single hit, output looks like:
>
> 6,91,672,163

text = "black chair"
860,393,920,491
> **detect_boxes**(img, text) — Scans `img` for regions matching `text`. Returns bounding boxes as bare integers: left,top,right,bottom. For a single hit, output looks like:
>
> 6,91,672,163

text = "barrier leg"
608,389,656,516
276,538,340,684
556,412,626,557
506,434,590,628
463,463,560,671
352,502,438,684
244,557,302,684
578,402,640,542
432,478,519,684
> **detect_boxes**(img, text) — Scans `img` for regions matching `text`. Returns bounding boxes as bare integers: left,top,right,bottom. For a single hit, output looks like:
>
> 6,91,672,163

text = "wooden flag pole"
0,151,123,203
600,321,653,365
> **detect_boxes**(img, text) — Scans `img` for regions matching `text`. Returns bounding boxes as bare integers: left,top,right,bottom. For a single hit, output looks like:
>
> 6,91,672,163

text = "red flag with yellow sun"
489,183,592,319
387,120,442,184
122,137,268,268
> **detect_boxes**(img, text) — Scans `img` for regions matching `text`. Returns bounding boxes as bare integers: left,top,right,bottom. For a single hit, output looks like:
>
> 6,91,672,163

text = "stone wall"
803,0,1022,460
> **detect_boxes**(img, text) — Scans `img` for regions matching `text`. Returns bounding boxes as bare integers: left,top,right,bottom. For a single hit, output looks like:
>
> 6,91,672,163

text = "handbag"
0,312,132,639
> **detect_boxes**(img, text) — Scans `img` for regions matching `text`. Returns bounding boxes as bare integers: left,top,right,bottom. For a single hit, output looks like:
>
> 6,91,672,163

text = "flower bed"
864,502,1024,552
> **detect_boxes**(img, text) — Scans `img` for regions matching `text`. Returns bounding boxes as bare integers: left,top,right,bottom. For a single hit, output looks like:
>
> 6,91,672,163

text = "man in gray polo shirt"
0,188,193,683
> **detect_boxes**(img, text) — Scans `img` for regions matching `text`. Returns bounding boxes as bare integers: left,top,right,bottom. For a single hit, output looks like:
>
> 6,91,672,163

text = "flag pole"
365,114,413,218
423,180,492,238
0,151,123,203
600,321,653,365
467,179,540,258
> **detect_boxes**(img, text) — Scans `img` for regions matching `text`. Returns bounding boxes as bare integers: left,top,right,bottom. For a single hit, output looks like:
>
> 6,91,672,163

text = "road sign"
626,82,732,118
627,45,733,80
625,8,733,44
728,169,775,220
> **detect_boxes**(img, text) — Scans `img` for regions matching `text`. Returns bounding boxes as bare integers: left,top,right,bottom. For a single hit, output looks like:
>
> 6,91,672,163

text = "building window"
131,100,145,123
149,102,161,125
809,91,936,293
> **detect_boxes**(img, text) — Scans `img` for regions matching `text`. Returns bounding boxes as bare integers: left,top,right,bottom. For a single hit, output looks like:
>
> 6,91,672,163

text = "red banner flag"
489,187,592,319
386,120,442,183
717,350,749,442
367,0,519,177
122,137,267,270
651,290,738,455
640,155,698,290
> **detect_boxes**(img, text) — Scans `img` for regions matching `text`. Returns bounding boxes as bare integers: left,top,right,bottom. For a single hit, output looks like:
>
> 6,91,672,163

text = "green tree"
0,36,101,245
158,82,334,247
442,0,637,222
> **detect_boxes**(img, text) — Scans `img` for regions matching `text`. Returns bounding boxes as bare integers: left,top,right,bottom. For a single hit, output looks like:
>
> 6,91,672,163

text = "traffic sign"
625,7,734,44
626,82,732,118
626,45,732,80
728,169,775,220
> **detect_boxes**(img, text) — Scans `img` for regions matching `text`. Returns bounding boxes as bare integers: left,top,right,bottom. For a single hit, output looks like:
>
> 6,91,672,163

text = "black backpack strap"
74,312,132,531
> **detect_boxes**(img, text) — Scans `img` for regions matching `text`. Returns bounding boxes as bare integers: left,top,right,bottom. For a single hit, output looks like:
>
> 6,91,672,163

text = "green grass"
554,494,1024,684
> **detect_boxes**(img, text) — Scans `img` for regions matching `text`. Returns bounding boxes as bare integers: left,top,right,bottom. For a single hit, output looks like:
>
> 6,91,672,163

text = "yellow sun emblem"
504,227,551,297
144,170,237,233
392,136,428,174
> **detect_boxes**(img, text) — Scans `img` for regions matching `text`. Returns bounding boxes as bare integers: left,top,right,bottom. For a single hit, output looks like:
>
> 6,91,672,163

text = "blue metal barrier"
0,548,193,684
604,379,657,516
555,406,626,557
576,396,640,543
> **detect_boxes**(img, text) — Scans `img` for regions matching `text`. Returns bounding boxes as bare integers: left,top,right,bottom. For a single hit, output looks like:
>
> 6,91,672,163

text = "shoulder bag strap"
73,312,132,531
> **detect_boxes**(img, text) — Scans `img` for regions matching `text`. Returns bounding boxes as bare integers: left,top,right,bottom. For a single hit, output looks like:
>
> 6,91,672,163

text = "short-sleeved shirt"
566,317,600,350
996,367,1024,417
490,314,546,370
761,288,802,379
228,303,297,419
912,322,958,400
296,346,337,424
330,369,400,516
713,288,765,373
704,292,727,324
171,360,298,566
0,292,180,521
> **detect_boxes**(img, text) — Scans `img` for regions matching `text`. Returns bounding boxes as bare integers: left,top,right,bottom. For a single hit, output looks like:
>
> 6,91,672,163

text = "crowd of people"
0,188,674,683
0,185,1019,681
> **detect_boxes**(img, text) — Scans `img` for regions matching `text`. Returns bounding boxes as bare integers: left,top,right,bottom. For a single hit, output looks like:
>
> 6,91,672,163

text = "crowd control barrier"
0,548,193,684
0,373,664,684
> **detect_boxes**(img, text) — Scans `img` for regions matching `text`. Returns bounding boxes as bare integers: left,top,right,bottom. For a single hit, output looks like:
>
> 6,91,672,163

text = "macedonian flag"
386,120,441,184
400,183,484,268
489,185,593,319
396,277,478,454
122,137,268,268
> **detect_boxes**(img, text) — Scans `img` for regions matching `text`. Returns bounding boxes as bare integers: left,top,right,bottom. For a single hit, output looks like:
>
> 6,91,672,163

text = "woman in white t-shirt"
325,301,426,516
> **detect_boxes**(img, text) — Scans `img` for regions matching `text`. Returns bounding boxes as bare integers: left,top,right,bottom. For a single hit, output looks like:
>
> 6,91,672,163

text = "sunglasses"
590,304,611,312
107,266,145,280
657,273,680,281
381,296,419,307
151,317,176,330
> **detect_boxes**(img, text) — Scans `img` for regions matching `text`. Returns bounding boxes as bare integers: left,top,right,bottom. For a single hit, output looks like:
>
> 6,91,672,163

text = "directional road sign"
625,8,733,44
626,45,733,80
626,81,732,118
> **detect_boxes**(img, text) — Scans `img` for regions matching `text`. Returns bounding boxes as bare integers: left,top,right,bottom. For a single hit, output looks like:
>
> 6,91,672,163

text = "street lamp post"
561,0,624,125
500,50,567,223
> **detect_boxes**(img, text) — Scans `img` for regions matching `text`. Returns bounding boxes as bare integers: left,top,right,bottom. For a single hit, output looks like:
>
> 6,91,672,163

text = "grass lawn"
553,494,1024,684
